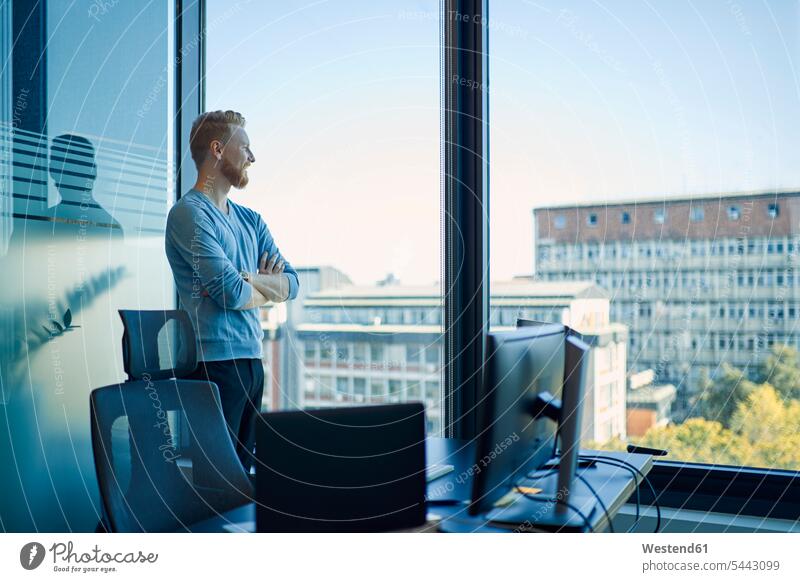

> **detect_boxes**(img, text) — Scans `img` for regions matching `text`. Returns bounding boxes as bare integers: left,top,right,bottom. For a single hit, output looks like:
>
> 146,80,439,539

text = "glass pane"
492,1,800,469
207,1,443,433
0,2,175,530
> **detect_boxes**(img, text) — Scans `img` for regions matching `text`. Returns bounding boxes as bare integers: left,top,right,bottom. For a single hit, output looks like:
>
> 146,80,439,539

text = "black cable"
513,484,594,533
531,459,637,533
577,455,641,532
575,473,614,533
526,448,612,532
552,429,560,458
580,454,660,533
612,461,641,532
589,455,659,533
582,455,656,532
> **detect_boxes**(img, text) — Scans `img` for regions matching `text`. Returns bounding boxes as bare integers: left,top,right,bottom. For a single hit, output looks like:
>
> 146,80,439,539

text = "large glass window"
492,1,800,470
206,2,443,433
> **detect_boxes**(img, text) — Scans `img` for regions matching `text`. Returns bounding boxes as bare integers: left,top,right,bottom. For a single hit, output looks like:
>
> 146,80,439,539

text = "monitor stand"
483,492,598,531
438,471,598,533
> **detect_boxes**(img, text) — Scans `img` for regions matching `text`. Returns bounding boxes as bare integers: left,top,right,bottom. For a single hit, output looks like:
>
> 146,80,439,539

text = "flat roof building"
265,275,628,440
534,190,800,417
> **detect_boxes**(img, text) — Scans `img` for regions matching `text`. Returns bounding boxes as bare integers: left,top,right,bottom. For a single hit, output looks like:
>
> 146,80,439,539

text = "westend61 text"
642,543,708,554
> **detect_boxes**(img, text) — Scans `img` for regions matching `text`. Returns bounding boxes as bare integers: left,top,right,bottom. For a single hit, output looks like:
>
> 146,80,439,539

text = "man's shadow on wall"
0,133,128,403
45,133,123,238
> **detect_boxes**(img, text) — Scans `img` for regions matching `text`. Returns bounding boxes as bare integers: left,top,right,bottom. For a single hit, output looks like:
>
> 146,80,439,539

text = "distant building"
626,369,677,437
533,190,800,417
264,276,628,440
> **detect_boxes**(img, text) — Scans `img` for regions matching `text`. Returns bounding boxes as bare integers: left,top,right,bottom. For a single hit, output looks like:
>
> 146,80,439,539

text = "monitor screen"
469,323,566,515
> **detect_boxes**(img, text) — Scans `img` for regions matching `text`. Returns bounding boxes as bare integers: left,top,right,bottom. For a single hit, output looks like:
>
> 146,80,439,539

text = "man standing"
165,110,298,471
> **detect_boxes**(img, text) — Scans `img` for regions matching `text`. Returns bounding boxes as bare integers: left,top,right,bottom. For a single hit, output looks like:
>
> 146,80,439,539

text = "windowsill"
614,505,800,533
638,460,800,521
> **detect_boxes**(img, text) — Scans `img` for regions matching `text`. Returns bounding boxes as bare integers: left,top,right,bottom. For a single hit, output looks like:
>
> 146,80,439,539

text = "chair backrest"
255,403,427,532
90,379,253,532
118,309,196,381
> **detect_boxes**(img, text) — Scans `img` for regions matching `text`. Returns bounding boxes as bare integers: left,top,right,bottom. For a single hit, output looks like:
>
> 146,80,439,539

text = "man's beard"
221,158,249,189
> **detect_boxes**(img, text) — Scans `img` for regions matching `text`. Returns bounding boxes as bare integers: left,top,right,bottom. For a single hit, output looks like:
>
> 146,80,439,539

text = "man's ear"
210,139,223,161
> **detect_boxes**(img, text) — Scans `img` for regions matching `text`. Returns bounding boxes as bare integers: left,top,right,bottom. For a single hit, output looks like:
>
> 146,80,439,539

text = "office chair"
90,310,253,532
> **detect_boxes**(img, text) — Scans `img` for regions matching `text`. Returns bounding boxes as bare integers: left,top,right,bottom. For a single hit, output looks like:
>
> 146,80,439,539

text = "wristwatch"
240,271,251,282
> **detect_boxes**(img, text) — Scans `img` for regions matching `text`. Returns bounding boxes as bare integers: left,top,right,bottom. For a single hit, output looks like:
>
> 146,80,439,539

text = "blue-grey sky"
207,1,799,285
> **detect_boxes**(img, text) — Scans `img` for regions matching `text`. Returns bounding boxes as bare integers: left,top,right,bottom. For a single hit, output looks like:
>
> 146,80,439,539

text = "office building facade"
265,277,628,441
533,190,800,416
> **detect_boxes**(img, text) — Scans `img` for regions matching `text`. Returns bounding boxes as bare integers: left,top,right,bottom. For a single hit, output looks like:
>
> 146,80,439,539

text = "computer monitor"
468,323,567,516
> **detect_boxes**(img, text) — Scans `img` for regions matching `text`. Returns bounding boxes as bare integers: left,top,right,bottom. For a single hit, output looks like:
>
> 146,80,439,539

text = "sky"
206,0,800,285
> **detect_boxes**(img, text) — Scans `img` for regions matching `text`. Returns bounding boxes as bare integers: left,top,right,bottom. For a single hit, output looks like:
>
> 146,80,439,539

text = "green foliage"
755,344,800,401
727,384,800,469
592,345,800,470
596,383,800,470
634,418,754,467
693,363,758,427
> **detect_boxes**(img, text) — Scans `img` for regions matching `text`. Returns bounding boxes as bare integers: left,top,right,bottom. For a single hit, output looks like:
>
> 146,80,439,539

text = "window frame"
442,0,489,439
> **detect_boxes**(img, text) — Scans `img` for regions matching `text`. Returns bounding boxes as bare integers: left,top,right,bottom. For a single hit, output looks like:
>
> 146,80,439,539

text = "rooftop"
533,189,800,212
307,280,608,302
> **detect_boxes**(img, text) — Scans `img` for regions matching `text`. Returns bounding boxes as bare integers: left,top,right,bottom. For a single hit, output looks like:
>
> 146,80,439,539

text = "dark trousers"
188,358,265,472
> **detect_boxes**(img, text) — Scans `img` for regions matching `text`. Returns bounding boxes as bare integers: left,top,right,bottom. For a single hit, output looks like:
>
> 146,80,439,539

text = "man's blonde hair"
189,110,246,167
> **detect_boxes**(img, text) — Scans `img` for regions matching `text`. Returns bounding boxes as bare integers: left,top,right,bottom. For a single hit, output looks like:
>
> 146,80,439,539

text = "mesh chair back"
118,309,196,381
90,379,253,532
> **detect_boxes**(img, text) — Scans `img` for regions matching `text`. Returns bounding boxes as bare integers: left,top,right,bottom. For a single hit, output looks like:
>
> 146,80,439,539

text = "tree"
633,418,754,466
592,344,800,470
755,344,800,401
728,384,800,469
594,384,800,470
693,363,758,427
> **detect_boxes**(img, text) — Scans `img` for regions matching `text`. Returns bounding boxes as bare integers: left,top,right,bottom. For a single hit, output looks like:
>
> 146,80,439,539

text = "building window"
728,205,741,220
425,346,440,365
370,381,387,400
554,215,566,229
353,378,367,401
388,380,403,402
370,344,384,363
405,345,422,363
690,206,704,222
538,247,550,262
304,342,317,362
586,213,598,227
352,343,367,363
621,211,631,225
768,203,780,219
654,208,666,224
426,381,440,401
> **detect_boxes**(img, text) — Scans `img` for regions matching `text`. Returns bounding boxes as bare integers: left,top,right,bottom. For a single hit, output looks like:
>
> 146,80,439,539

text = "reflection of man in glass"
47,134,122,238
165,110,299,471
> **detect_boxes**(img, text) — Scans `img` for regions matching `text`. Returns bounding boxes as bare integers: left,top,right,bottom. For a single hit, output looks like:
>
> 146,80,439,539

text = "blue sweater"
165,189,299,361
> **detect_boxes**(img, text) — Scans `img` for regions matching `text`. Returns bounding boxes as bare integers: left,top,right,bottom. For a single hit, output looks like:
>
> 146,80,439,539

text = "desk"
436,448,653,533
185,438,651,533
